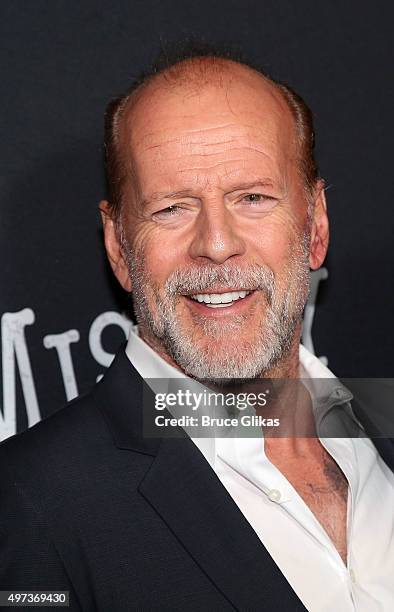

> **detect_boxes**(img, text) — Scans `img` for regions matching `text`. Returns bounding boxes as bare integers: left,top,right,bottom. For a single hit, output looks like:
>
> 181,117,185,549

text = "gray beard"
122,233,311,382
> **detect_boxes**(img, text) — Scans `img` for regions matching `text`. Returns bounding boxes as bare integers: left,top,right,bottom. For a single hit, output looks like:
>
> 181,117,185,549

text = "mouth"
182,289,256,310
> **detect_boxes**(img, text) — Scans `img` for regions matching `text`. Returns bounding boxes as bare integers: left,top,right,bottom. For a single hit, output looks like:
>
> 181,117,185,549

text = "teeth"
189,290,251,304
205,302,235,308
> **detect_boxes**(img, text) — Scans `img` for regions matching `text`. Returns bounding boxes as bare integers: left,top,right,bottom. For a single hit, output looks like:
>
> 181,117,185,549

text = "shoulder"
0,348,153,502
0,390,111,489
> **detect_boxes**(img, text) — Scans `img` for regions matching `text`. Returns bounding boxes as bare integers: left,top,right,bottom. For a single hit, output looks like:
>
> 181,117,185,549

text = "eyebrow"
224,180,276,194
140,180,277,208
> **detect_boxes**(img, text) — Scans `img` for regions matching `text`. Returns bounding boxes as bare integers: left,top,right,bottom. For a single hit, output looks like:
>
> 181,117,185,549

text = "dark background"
1,0,393,440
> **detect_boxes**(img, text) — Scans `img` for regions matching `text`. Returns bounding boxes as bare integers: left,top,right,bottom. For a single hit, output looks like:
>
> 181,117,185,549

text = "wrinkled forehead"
119,66,298,187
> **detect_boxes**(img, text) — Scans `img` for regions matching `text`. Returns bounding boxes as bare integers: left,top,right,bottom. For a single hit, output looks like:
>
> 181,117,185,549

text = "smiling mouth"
183,289,253,308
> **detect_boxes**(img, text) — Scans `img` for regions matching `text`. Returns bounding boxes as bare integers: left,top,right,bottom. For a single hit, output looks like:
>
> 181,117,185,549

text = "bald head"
104,54,318,225
125,57,295,146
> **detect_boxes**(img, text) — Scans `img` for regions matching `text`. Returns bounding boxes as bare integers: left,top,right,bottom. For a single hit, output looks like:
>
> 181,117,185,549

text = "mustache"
164,263,275,304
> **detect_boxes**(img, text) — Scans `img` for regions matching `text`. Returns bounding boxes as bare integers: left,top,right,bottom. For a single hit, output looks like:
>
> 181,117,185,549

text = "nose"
188,201,246,264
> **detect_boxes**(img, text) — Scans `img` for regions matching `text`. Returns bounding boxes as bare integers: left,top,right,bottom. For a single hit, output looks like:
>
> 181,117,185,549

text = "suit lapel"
139,435,306,611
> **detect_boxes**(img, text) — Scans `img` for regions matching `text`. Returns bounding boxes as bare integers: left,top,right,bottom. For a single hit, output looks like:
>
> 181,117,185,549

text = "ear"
309,181,329,270
99,200,132,292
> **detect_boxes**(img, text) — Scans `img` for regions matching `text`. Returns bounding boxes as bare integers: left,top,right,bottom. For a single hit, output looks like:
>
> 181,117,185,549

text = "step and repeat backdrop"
1,1,393,441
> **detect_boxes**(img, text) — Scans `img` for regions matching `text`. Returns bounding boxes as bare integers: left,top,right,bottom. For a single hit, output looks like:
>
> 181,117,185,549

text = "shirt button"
349,569,356,584
268,489,281,502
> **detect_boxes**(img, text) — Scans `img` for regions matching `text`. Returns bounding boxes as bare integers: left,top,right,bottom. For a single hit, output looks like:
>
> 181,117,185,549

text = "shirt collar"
125,326,216,466
299,344,352,405
125,324,185,381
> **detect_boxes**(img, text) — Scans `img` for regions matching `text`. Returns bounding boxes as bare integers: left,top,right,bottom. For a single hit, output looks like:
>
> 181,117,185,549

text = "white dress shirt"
125,326,394,611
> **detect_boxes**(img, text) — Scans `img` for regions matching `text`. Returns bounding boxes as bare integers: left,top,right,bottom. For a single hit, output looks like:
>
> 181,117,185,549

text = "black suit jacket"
1,348,393,611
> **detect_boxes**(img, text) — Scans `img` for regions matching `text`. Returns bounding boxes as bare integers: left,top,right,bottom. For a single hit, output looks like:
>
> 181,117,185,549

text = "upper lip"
182,288,254,295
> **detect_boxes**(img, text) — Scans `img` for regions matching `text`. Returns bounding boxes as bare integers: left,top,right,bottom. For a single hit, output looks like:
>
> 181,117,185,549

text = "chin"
170,338,278,381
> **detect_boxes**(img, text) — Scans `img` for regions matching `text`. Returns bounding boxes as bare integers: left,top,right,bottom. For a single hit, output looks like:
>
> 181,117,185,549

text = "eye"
239,193,277,210
243,193,273,203
152,205,183,220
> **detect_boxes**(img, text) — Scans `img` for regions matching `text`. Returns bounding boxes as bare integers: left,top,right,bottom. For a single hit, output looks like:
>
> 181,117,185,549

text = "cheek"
246,214,301,271
132,222,188,287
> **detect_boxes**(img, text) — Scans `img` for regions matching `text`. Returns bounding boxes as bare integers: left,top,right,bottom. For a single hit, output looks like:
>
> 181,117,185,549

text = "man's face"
106,66,326,380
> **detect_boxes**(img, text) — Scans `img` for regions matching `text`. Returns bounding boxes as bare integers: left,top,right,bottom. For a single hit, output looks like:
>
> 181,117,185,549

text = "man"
1,49,393,611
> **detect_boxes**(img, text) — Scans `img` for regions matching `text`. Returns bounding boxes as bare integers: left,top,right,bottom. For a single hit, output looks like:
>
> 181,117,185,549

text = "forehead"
120,66,298,192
